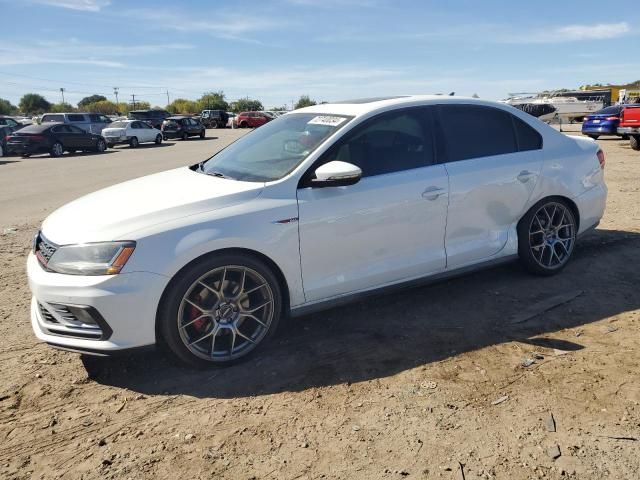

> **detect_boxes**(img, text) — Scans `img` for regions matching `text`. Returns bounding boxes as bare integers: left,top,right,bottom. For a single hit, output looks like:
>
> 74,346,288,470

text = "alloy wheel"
528,202,575,270
177,265,275,362
52,143,63,157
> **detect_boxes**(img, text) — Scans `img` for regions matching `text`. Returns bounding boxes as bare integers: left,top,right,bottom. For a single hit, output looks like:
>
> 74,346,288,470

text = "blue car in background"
582,105,629,139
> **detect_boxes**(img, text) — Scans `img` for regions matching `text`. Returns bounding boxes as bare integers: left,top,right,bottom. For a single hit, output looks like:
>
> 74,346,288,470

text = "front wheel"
95,139,106,152
630,135,640,151
50,142,64,157
517,199,577,276
129,137,139,148
587,134,599,140
200,129,205,139
159,254,283,367
181,131,188,141
155,134,162,145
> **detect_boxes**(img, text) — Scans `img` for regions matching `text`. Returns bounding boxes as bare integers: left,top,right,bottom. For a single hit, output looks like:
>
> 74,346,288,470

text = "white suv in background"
27,96,607,367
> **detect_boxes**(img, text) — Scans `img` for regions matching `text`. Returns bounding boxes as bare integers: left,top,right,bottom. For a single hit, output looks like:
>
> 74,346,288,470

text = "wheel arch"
155,247,291,344
518,195,580,232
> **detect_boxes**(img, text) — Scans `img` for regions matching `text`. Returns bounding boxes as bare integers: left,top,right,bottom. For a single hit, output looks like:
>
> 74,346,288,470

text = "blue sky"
0,0,638,109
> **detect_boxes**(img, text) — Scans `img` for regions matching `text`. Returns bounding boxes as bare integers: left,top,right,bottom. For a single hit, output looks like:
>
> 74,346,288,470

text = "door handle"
517,170,535,183
422,186,445,201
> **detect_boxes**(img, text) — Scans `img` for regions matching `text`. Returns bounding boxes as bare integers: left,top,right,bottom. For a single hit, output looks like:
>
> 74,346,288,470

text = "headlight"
47,241,136,275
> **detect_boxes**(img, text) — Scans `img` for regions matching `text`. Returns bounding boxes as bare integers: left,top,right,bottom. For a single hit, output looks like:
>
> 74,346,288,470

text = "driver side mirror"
311,161,362,188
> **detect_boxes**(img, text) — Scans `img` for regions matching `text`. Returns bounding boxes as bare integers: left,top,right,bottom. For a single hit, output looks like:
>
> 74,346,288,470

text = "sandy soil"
0,126,638,479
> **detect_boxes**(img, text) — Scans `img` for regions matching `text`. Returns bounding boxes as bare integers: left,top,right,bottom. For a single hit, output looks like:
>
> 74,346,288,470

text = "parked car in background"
582,105,630,139
226,112,236,128
128,110,171,129
0,116,24,132
6,123,107,157
0,125,12,157
236,111,272,128
617,105,640,151
200,110,229,129
102,120,163,148
40,112,112,134
15,116,34,126
26,96,607,366
161,116,206,140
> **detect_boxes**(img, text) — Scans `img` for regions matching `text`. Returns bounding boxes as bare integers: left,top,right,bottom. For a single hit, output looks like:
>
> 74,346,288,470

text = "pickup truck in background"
618,105,640,151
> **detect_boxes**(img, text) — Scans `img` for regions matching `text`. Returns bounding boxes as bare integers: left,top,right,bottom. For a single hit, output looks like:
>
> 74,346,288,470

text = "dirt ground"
0,126,639,480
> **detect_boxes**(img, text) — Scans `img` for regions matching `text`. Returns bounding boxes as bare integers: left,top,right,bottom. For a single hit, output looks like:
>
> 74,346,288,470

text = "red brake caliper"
190,306,207,332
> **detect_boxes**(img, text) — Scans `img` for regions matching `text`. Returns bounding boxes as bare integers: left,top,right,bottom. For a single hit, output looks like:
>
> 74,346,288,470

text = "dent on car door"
297,107,449,302
436,104,543,269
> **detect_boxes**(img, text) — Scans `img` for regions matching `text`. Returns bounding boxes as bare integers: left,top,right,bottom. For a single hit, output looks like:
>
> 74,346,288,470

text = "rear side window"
438,105,517,162
68,114,86,122
513,117,542,151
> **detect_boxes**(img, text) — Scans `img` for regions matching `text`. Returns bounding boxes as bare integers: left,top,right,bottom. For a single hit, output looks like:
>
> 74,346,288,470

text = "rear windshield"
129,112,151,119
42,114,64,123
595,106,621,115
109,121,129,128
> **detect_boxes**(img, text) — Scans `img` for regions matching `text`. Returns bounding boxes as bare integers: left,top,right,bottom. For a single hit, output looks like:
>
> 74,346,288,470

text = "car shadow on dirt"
85,228,640,398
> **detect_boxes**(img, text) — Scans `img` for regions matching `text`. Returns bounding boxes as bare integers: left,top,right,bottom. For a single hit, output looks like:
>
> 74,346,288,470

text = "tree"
50,102,75,113
0,98,17,115
294,95,317,109
19,93,51,115
230,97,263,113
78,95,107,108
271,105,288,112
83,100,119,114
167,98,199,114
196,91,228,112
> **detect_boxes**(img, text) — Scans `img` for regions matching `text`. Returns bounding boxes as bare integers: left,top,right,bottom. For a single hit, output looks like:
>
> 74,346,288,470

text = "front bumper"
28,253,168,353
617,126,640,135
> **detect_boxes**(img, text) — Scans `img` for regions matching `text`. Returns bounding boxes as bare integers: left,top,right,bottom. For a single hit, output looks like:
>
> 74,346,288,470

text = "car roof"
16,123,59,133
294,95,509,117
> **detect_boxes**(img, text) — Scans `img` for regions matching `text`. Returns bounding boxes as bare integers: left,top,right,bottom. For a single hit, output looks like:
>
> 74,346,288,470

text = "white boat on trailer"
502,93,604,122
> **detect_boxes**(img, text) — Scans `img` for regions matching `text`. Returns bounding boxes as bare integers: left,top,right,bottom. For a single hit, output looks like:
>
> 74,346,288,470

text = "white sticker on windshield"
308,115,347,127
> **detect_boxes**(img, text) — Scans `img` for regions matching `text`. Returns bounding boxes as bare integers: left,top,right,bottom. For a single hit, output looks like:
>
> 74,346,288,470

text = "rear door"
436,104,544,268
67,124,94,148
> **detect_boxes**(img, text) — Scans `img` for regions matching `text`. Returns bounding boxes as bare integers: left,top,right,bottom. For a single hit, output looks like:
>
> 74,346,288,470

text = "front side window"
438,105,517,162
317,108,435,177
199,113,353,182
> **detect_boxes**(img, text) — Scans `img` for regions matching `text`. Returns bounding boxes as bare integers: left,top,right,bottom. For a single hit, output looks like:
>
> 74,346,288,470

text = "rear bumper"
7,143,47,154
617,126,640,135
162,131,182,139
576,183,607,235
104,135,132,145
581,125,617,135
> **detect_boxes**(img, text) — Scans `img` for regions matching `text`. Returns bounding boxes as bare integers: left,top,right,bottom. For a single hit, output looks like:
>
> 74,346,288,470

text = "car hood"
42,167,264,244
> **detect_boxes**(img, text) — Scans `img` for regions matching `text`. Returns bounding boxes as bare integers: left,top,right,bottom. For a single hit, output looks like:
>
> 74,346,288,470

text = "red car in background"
236,111,272,128
618,105,640,151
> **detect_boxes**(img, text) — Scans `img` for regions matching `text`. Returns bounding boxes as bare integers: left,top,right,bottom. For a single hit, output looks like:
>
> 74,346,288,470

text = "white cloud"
28,0,110,11
505,22,631,44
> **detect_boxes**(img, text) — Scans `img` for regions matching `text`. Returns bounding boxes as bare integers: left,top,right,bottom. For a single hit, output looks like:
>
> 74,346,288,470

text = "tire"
181,131,188,141
587,134,599,140
199,129,205,139
95,138,106,153
50,142,64,158
155,134,163,145
630,135,640,151
239,121,248,128
621,135,629,140
106,143,114,149
517,198,577,276
210,121,218,129
129,137,139,148
158,253,283,367
0,143,4,157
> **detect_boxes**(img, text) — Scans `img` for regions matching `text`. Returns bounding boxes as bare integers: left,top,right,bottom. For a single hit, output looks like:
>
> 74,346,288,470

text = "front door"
297,107,449,302
436,104,544,268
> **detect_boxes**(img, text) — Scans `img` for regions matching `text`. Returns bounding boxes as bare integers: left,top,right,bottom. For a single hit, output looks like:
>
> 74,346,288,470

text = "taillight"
597,149,605,169
605,116,618,121
5,135,13,141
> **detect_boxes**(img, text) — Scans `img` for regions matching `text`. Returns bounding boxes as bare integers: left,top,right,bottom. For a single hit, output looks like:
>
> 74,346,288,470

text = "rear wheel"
155,134,163,145
129,137,139,148
0,143,3,157
630,135,640,151
621,135,629,140
200,129,206,139
181,131,188,141
106,143,114,149
51,142,64,157
518,198,577,276
95,139,106,152
239,121,248,128
587,134,599,140
210,121,218,129
159,254,283,367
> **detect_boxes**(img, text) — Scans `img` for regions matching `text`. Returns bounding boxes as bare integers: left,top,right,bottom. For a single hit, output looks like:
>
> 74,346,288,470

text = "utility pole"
166,89,170,107
113,87,119,106
60,88,65,104
131,94,137,111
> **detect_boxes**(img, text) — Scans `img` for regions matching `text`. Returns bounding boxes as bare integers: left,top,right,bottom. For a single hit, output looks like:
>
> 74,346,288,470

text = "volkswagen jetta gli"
27,96,607,366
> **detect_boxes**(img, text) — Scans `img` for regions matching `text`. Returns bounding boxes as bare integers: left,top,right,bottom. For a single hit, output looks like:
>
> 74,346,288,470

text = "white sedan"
27,96,607,366
101,120,163,148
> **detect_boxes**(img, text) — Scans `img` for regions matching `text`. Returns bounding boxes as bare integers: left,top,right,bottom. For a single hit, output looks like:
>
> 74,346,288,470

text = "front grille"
35,233,58,265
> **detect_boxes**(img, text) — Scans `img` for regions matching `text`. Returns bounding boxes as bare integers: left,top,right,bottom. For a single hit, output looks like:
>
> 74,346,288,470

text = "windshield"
109,121,129,128
198,113,352,182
